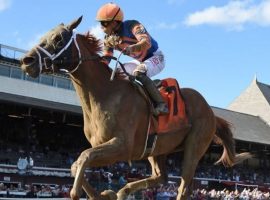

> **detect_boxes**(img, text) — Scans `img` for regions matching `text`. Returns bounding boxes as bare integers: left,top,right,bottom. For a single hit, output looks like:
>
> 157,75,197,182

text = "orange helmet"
96,3,124,22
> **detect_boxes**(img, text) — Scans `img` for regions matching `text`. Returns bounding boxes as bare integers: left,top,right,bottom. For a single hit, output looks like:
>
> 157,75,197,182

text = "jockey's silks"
103,20,159,62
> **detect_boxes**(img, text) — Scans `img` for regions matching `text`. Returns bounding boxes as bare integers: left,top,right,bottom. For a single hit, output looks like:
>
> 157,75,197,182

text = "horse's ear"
67,16,83,30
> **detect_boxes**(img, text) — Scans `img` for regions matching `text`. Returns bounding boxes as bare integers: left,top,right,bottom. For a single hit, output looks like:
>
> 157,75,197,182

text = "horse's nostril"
22,56,35,65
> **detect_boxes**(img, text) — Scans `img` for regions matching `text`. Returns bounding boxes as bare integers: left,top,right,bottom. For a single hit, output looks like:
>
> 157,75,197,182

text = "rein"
102,55,134,81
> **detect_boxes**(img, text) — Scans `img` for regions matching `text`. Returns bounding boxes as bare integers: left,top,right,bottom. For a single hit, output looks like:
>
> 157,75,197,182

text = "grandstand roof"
257,81,270,105
0,91,82,114
213,107,270,145
228,76,270,125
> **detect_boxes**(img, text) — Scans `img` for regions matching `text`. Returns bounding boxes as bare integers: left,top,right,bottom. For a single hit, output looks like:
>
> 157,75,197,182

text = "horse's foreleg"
83,179,100,199
117,155,167,200
71,161,99,199
70,137,123,200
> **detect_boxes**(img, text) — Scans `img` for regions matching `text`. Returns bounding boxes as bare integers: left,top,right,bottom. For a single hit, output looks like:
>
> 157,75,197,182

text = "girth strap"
139,133,158,159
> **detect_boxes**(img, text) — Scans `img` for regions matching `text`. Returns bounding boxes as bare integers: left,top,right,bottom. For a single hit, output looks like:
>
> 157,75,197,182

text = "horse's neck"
70,43,112,117
72,62,109,110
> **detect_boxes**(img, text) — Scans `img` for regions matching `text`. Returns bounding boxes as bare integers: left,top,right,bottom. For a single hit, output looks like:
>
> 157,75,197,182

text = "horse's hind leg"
117,155,167,200
177,120,215,200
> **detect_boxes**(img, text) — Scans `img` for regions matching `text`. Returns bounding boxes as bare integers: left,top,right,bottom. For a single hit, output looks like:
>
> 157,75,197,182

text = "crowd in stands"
140,186,270,200
0,120,86,168
1,180,270,199
165,155,270,186
0,182,71,198
194,164,270,185
1,144,270,185
0,155,270,199
0,143,270,199
0,116,270,199
190,188,270,200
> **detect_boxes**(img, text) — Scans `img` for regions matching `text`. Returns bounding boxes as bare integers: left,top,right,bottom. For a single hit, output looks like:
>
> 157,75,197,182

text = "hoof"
100,190,117,200
70,188,79,200
70,188,82,200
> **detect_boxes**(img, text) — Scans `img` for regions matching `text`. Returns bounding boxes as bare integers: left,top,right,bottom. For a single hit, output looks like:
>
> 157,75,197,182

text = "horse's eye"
54,35,64,48
52,34,62,42
51,35,64,49
56,40,64,48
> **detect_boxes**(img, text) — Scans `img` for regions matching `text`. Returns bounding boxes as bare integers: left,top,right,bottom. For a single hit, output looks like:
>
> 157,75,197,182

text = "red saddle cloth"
150,78,188,134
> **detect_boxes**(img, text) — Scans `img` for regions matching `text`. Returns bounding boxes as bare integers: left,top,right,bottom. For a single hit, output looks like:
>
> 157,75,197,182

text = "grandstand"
0,43,269,198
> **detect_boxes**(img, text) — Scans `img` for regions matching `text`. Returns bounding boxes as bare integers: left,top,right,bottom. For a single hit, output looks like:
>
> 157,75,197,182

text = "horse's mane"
79,32,113,75
80,32,103,55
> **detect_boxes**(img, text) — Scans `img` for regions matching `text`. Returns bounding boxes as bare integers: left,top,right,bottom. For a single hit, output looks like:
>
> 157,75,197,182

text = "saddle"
152,78,188,134
134,77,189,134
131,78,190,158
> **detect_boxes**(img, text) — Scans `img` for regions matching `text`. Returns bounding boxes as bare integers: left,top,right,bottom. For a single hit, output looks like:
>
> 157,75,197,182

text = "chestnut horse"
20,17,250,200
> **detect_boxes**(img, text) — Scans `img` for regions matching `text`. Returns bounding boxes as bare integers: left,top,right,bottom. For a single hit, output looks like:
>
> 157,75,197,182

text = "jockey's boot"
135,72,169,116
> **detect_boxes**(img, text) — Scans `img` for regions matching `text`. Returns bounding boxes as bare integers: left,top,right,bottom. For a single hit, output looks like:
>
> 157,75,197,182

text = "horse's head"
20,16,83,78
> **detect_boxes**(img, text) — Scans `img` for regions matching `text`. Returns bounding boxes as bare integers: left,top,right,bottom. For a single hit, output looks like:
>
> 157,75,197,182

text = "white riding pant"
121,49,165,78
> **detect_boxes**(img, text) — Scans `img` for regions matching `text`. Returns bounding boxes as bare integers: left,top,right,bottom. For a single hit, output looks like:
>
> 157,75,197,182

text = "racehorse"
20,16,250,200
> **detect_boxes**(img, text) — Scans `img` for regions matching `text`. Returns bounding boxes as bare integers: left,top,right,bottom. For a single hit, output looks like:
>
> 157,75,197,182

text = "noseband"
35,29,87,75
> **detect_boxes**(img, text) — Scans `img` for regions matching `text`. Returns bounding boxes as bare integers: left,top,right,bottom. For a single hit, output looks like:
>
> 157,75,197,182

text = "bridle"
34,29,99,75
33,28,133,81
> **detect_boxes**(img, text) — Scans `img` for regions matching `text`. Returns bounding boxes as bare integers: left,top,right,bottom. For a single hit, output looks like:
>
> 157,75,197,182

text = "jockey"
96,2,169,116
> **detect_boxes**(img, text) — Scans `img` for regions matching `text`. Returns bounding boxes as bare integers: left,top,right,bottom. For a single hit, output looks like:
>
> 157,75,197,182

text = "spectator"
26,185,37,198
118,173,127,187
103,171,114,189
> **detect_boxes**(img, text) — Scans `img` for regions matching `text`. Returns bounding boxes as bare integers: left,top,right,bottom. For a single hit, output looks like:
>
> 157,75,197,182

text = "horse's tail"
213,116,252,167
